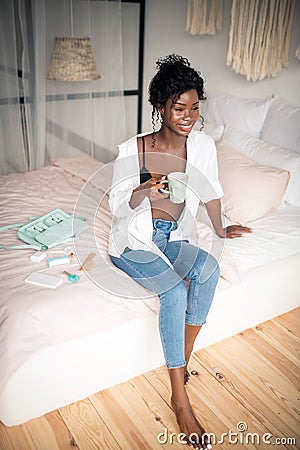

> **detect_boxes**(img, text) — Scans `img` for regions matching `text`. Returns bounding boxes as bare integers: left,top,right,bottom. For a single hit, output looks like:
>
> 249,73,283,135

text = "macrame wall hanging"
186,0,223,35
227,0,296,81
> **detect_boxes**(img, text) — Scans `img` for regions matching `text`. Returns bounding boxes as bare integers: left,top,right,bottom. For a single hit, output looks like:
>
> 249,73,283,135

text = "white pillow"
202,90,275,138
261,98,300,154
224,124,300,207
202,123,224,142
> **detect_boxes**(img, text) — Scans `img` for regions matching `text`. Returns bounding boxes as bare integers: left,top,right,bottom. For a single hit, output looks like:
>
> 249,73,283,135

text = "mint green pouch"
0,208,88,250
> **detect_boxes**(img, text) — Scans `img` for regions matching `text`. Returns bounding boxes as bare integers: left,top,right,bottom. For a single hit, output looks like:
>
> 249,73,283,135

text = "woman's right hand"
144,175,169,201
130,175,169,209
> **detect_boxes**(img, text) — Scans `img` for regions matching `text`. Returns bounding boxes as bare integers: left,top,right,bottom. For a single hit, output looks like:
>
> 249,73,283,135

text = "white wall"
142,0,300,131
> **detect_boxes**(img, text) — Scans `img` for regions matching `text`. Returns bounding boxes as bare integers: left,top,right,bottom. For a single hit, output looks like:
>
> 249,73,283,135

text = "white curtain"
20,0,47,171
0,1,29,174
0,0,126,175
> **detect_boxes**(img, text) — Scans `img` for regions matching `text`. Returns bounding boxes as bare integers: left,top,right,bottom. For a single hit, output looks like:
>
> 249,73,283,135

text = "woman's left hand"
222,225,252,239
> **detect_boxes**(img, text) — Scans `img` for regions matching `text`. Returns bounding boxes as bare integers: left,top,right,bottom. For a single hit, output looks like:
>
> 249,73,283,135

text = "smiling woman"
108,54,251,449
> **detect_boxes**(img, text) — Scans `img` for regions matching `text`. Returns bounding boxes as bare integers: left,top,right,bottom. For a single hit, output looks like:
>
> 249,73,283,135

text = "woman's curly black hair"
148,54,206,137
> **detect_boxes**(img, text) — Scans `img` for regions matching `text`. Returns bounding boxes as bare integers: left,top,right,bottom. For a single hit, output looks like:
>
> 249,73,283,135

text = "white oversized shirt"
108,130,223,263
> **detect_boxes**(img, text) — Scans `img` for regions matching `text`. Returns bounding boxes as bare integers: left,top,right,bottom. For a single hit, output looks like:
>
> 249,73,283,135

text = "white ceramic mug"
159,172,189,203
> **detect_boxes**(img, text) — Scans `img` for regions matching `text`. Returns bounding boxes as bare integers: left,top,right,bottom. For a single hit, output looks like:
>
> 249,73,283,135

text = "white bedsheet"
0,161,156,393
196,202,300,275
226,204,300,274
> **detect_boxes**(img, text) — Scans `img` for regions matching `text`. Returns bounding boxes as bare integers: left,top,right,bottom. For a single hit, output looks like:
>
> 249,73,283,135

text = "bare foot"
171,395,211,449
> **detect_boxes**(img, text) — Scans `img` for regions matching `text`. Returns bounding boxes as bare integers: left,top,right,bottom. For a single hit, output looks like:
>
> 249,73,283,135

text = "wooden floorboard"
193,337,299,448
0,307,299,450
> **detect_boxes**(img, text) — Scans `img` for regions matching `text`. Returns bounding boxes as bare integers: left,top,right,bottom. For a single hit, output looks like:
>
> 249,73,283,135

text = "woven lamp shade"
47,37,100,81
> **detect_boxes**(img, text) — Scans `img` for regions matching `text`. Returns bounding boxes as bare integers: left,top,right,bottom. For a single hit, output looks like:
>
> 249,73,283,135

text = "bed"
0,92,299,427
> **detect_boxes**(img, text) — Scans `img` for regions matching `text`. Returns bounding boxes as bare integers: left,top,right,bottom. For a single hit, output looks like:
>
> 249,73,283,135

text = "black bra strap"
142,136,146,166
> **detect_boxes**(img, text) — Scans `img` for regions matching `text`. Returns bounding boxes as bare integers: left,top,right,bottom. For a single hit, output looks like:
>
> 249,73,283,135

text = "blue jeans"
110,219,220,369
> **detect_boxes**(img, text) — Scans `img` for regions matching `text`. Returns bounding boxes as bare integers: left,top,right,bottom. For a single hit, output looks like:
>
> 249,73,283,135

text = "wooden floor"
1,308,299,450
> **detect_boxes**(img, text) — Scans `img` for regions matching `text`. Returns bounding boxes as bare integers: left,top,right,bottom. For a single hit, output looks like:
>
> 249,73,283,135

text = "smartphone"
25,272,63,289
